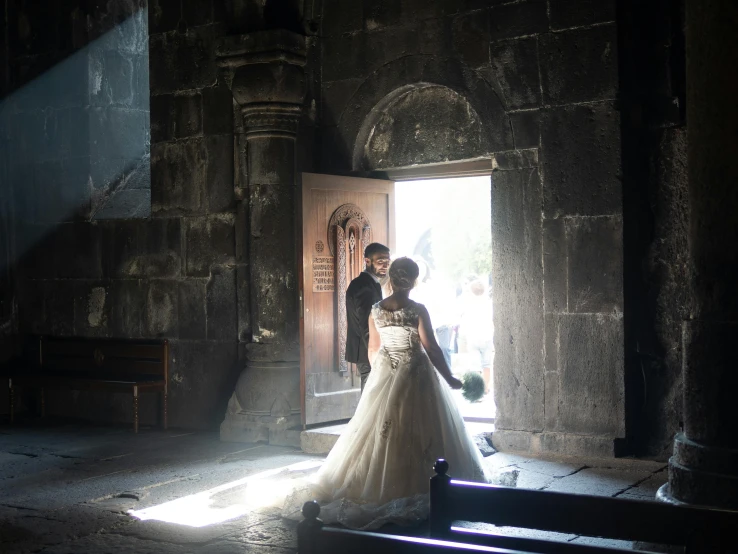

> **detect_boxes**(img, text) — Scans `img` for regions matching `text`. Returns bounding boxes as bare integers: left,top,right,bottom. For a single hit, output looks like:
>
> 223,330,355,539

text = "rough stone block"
544,313,559,372
150,93,203,142
89,49,136,107
363,0,402,31
42,108,73,161
9,112,44,165
322,0,362,35
9,164,36,222
539,25,618,105
205,134,235,213
509,110,539,149
543,217,567,313
151,138,207,215
148,0,181,34
111,279,146,337
541,103,621,218
544,370,560,431
73,282,111,338
43,280,76,336
558,313,624,436
491,168,544,432
149,29,218,95
400,0,464,20
51,222,104,279
548,0,617,31
489,37,541,110
67,107,93,159
489,0,548,41
321,78,363,126
36,160,92,223
18,278,45,335
87,3,148,53
15,222,53,279
323,24,432,83
89,107,149,161
178,279,207,340
93,189,151,220
493,149,538,171
566,216,623,314
107,218,181,279
452,10,491,69
206,267,237,341
182,0,213,27
184,215,236,277
202,83,234,136
132,54,151,111
145,280,178,337
167,340,240,430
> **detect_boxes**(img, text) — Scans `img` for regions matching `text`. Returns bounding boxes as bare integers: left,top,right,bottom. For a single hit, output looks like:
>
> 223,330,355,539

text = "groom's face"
366,251,391,278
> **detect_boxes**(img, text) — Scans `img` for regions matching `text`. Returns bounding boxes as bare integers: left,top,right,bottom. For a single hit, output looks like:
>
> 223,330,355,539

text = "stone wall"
319,0,626,457
1,0,242,431
619,0,688,459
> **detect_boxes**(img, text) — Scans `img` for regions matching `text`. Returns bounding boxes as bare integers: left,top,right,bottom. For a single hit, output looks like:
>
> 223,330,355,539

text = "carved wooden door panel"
300,173,395,426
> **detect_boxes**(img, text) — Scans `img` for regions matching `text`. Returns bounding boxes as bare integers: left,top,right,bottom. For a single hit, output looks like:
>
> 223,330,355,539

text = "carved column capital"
216,29,306,139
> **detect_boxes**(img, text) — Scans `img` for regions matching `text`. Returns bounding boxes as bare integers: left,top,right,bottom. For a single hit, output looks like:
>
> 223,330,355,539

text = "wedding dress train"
282,301,510,530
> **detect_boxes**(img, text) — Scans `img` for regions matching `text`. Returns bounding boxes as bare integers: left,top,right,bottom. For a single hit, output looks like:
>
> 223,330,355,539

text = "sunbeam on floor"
128,459,323,527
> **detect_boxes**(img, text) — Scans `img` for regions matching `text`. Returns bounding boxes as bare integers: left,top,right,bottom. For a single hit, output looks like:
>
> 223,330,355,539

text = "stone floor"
0,420,669,553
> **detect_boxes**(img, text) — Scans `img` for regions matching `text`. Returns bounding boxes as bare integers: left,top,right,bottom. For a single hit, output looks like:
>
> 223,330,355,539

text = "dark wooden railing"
429,459,737,554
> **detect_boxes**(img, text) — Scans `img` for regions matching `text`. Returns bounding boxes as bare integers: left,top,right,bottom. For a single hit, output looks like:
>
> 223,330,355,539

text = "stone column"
659,0,738,510
216,30,306,446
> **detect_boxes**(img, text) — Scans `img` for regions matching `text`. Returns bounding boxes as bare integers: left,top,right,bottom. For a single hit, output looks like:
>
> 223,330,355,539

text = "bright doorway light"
395,176,495,422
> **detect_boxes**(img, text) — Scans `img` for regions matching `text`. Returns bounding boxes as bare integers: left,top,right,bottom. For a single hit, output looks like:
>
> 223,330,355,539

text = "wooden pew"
429,459,737,554
5,336,168,433
297,500,635,554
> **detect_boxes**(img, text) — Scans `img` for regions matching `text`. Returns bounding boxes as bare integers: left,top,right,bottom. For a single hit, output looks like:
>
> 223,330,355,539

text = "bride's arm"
418,305,462,389
368,314,381,365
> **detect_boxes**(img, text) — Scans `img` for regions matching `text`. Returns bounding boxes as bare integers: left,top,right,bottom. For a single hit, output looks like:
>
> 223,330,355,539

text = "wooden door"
300,173,395,426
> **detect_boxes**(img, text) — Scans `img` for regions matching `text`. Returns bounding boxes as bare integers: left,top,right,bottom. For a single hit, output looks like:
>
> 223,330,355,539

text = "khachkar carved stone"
216,29,306,446
657,0,738,516
331,205,372,374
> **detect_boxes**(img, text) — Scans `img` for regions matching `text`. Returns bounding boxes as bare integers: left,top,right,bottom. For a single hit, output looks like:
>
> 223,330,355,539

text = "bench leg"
133,386,139,434
8,379,13,424
162,391,168,431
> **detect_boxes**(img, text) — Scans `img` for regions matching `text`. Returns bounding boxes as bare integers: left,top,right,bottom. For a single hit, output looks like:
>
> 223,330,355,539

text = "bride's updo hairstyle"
389,257,420,293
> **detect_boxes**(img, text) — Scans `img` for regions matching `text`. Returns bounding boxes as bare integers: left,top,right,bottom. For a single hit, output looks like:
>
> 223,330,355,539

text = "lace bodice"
372,302,422,368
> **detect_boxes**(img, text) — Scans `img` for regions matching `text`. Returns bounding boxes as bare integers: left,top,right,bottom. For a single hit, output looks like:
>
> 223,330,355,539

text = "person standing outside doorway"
345,243,391,392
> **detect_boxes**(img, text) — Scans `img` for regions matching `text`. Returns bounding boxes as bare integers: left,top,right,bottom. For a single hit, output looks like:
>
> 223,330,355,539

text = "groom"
345,242,390,393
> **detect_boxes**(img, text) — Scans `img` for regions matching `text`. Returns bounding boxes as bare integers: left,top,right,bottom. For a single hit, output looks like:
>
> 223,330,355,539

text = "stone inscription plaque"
312,256,335,292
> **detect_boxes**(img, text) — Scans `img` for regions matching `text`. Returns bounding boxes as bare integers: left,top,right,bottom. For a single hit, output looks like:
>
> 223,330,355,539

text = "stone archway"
352,84,487,171
323,55,514,173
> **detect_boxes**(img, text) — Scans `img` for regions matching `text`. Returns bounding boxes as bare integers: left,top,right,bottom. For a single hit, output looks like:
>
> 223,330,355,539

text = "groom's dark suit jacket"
345,272,383,365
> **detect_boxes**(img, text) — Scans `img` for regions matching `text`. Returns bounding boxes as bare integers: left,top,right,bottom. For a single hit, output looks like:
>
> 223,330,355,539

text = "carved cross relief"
329,204,373,373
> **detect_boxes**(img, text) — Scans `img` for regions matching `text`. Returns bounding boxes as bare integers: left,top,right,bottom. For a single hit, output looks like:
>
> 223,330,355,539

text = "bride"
282,257,507,530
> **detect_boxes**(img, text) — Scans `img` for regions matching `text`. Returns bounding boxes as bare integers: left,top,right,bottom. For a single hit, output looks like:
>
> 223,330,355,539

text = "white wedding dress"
282,301,500,530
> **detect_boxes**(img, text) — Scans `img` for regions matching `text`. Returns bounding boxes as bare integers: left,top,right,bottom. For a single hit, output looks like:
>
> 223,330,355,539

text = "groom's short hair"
364,243,390,259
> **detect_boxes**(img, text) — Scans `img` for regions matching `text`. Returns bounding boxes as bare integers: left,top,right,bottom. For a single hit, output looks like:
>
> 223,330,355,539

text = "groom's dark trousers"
345,271,383,393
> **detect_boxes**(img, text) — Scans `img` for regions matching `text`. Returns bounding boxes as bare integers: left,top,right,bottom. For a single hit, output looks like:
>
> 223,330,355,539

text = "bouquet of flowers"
461,371,485,403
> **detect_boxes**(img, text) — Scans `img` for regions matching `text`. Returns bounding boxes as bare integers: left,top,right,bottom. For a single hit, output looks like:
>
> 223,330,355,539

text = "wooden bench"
297,500,632,554
6,336,168,433
429,459,737,554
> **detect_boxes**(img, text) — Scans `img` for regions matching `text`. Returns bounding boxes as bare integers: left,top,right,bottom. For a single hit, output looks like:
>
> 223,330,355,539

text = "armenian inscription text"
312,256,335,292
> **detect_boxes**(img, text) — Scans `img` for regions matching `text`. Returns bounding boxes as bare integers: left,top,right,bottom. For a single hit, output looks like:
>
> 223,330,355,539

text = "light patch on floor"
128,460,323,527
